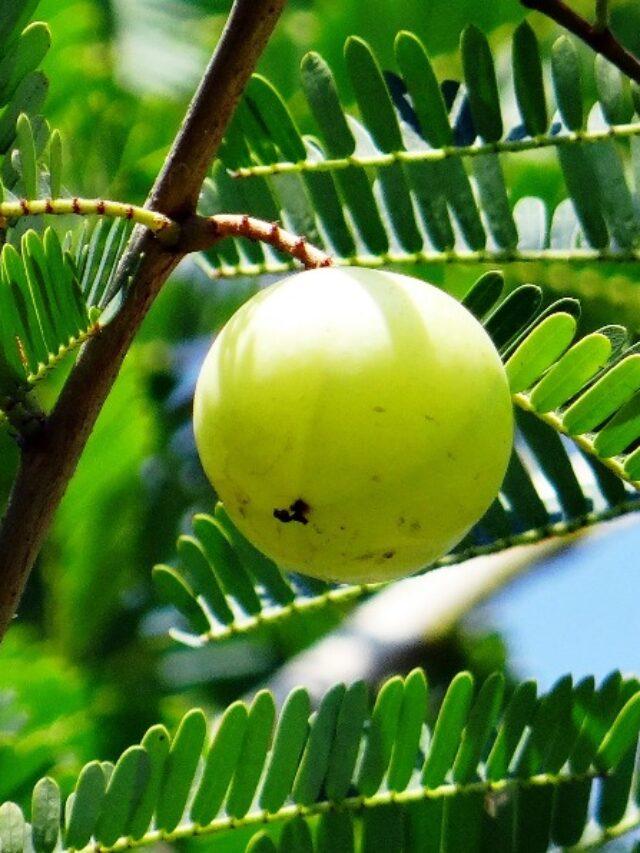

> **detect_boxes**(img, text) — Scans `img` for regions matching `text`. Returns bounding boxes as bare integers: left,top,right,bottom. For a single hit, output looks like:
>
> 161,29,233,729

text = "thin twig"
180,213,333,266
0,200,332,268
521,0,640,84
0,198,179,243
228,121,640,178
0,0,287,641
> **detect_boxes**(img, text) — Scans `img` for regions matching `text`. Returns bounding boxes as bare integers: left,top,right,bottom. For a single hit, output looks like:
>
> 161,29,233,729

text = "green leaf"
356,675,404,796
15,113,36,198
512,21,547,136
247,832,276,853
325,681,368,801
595,55,634,125
260,688,310,813
293,683,345,806
345,37,403,153
317,811,355,853
345,37,422,252
48,129,61,198
461,270,504,319
156,709,207,833
192,514,262,616
3,241,47,370
422,672,474,788
594,393,640,457
300,52,354,157
279,816,313,853
64,762,107,850
300,52,388,254
191,702,249,826
0,72,48,153
177,535,234,625
453,672,505,783
484,285,542,351
551,36,583,130
472,153,518,249
43,227,86,338
589,139,640,248
624,437,640,479
502,450,549,529
152,565,210,636
394,31,453,147
94,746,150,847
442,789,485,851
595,691,640,771
127,725,170,840
506,313,577,393
529,332,612,412
31,778,60,853
557,146,609,248
596,741,636,828
0,804,25,853
551,680,596,847
514,675,573,776
486,680,538,780
563,355,640,435
460,25,502,142
226,691,276,819
387,669,429,792
570,672,621,775
245,76,306,163
363,803,404,853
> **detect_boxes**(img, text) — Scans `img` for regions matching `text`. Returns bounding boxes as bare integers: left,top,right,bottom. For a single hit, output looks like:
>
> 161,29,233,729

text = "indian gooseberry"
193,266,513,584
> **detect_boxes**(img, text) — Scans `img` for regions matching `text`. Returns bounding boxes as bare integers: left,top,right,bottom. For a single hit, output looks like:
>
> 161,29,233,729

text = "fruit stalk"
0,201,331,267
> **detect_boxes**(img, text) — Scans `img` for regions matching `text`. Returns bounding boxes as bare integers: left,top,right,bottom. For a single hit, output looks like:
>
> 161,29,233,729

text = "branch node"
2,393,46,445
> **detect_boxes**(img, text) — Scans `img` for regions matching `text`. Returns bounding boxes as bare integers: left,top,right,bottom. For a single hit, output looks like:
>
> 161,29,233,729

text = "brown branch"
180,213,333,267
521,0,640,84
0,0,287,640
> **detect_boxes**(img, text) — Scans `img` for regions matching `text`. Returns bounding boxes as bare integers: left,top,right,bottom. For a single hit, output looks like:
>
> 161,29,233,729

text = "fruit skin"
193,266,513,584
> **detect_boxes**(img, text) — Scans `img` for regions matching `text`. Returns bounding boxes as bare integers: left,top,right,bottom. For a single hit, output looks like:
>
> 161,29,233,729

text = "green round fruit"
193,266,513,584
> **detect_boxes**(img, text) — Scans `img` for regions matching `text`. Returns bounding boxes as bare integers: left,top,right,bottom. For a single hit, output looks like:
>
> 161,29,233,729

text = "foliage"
4,669,640,852
201,24,640,276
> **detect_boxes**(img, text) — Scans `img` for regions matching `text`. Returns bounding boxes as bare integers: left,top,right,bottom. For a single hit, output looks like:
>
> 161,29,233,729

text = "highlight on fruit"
193,266,514,584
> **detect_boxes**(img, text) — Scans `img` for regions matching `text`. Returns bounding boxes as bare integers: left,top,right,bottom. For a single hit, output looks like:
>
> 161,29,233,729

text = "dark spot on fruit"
236,493,250,517
273,498,310,525
447,450,455,461
398,516,405,526
373,405,386,413
410,521,421,532
371,474,381,482
424,414,436,422
383,550,395,559
340,525,346,531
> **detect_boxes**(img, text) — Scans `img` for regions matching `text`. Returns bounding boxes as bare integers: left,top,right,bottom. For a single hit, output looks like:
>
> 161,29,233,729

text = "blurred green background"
2,1,640,841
